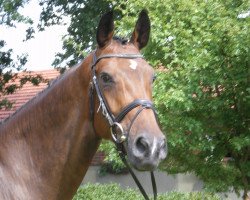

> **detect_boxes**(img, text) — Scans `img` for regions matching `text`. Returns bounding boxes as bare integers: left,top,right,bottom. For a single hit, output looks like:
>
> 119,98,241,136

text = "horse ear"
96,11,114,48
130,10,150,50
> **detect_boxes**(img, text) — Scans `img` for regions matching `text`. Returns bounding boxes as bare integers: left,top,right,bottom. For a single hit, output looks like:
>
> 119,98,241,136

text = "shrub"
73,183,221,200
98,161,129,176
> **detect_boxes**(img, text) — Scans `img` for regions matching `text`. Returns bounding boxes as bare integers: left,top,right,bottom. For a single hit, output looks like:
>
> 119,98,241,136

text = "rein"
89,51,158,200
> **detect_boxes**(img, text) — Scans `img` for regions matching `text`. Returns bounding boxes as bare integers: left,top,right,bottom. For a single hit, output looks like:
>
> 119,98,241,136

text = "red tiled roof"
0,69,60,121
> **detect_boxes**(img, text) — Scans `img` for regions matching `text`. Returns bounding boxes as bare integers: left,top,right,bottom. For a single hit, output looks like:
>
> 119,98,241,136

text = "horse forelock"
113,36,129,45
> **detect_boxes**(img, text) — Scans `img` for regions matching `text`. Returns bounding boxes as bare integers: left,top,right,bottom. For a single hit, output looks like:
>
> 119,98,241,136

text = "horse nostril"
135,136,149,156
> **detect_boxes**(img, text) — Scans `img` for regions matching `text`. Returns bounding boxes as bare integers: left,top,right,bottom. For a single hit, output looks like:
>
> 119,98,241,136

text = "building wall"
82,166,241,200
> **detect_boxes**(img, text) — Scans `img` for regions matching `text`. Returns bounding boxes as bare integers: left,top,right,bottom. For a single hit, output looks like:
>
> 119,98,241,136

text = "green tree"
0,0,44,109
4,0,250,199
120,1,249,198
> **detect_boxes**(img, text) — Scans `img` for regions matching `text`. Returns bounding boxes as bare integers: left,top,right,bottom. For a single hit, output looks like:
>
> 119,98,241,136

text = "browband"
91,53,143,69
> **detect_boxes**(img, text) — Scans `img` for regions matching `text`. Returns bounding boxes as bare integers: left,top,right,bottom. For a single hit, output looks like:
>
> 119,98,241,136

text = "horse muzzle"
128,133,167,171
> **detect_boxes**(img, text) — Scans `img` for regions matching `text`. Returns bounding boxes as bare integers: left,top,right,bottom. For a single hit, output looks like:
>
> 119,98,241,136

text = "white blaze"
129,60,137,70
151,137,157,156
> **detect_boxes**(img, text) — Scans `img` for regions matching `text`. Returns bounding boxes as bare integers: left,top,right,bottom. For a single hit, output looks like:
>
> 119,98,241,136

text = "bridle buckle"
110,122,126,143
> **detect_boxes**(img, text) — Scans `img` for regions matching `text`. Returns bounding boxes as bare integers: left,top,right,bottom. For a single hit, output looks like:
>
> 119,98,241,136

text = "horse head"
91,10,167,171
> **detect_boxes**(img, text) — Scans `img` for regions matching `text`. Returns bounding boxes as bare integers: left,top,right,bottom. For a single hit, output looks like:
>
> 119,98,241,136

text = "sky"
0,0,68,71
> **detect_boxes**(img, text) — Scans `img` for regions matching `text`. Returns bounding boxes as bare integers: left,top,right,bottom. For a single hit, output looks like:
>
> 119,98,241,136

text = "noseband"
89,51,158,200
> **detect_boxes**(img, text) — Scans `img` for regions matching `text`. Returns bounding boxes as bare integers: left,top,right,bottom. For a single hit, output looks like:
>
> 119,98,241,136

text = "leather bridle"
89,51,158,200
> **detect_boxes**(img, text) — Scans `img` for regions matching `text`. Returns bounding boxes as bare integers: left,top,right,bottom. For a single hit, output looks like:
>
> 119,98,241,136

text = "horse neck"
0,59,100,199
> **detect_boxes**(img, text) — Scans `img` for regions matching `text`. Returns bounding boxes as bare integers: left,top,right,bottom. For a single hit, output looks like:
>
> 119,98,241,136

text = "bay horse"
0,10,167,200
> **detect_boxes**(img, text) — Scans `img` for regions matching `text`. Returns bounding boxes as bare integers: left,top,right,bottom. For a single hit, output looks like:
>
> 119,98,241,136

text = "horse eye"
100,72,113,84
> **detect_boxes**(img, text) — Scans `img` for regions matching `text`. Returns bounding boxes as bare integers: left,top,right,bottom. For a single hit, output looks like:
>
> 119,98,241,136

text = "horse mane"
0,66,78,125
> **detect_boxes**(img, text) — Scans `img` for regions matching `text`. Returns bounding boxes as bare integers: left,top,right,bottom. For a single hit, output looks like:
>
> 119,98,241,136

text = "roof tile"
0,69,60,121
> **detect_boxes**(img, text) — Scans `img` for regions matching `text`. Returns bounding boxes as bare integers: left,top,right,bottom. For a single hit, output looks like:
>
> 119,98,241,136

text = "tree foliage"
0,0,44,109
147,1,250,198
0,0,32,26
38,0,124,69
